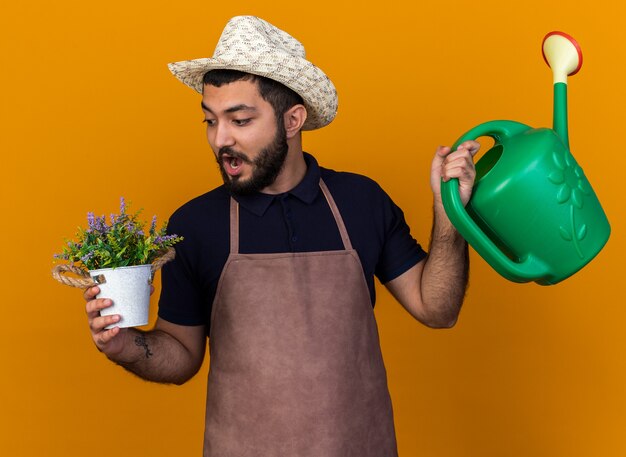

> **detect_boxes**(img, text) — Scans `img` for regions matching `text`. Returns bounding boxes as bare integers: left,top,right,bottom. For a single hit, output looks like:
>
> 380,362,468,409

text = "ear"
283,104,307,139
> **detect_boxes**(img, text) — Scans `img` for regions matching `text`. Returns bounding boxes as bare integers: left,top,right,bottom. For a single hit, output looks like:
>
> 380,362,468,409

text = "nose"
212,122,235,150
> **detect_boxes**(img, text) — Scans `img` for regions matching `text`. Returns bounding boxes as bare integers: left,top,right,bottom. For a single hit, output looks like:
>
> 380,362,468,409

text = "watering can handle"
451,120,530,150
442,120,551,282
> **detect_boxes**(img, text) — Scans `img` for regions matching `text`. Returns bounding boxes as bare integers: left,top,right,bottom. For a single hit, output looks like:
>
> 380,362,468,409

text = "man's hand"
83,286,206,384
84,286,131,359
430,140,480,206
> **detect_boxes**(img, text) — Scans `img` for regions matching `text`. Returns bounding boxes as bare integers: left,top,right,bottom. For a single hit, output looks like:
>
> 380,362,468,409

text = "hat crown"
214,16,306,59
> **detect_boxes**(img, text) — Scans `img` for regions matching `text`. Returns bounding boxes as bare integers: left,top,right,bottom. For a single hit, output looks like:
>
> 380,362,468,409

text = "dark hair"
202,70,304,119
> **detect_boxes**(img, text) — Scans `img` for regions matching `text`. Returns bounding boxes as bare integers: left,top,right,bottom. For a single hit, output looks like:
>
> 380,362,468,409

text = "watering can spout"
553,83,570,148
542,31,583,149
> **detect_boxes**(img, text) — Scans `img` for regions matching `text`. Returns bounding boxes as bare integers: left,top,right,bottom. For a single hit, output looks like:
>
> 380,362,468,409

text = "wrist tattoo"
134,334,153,359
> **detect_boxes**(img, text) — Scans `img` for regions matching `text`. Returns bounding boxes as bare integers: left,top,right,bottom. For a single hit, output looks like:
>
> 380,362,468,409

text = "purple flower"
150,215,157,235
81,252,94,263
155,234,179,245
93,215,108,233
120,197,126,215
87,212,95,231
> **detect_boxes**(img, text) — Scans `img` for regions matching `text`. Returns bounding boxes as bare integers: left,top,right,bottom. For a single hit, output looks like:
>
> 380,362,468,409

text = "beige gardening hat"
168,15,338,131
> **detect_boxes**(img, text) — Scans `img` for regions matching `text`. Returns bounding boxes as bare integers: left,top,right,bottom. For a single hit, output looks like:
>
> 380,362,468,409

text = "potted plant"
52,197,183,328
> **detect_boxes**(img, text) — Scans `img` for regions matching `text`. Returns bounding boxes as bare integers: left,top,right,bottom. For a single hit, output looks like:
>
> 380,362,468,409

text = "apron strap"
319,179,353,251
228,178,354,254
230,197,240,254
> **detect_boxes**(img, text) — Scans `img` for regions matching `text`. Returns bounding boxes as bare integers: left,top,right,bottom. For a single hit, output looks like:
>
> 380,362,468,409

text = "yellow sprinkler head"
542,31,583,85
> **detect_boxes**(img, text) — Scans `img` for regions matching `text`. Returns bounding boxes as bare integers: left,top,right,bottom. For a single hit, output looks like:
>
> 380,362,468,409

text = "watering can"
441,32,610,285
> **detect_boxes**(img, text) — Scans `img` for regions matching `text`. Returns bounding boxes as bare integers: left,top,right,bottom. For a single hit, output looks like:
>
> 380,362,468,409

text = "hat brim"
168,54,337,131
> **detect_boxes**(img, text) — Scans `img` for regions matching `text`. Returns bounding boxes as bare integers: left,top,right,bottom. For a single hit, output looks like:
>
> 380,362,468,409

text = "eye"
233,118,251,126
202,119,216,127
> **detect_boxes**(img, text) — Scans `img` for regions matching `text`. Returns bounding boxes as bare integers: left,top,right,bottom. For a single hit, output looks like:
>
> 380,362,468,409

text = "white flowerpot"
90,264,152,329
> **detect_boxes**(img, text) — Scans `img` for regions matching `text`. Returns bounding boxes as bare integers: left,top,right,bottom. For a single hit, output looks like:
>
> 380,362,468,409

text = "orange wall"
1,1,624,456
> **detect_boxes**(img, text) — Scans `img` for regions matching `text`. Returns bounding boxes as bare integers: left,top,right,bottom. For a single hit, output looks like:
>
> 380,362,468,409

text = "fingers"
433,141,479,168
83,285,100,302
440,149,476,182
90,310,121,331
456,140,481,156
95,326,121,347
83,285,125,353
86,299,118,326
435,145,452,158
432,146,451,167
440,141,479,178
437,142,479,207
85,294,113,317
88,304,122,351
85,291,120,332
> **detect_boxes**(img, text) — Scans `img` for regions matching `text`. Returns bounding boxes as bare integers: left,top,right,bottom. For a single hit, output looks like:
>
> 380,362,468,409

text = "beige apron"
204,179,398,456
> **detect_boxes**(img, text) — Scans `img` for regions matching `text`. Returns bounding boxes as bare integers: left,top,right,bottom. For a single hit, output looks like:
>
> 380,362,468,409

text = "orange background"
1,1,624,456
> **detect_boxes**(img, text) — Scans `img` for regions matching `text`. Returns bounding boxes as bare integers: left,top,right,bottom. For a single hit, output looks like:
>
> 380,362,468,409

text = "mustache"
218,147,252,164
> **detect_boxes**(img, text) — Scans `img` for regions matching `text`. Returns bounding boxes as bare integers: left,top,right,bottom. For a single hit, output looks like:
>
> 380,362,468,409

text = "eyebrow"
200,102,257,114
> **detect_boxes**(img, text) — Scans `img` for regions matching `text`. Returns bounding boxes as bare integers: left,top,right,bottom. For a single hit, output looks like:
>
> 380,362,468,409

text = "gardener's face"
202,80,288,196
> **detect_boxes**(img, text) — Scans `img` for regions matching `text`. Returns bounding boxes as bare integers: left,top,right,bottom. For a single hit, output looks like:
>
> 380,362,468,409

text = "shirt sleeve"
157,212,208,326
374,189,427,284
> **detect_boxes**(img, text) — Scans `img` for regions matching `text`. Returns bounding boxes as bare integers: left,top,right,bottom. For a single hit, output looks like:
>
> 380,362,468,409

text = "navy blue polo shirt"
158,153,426,329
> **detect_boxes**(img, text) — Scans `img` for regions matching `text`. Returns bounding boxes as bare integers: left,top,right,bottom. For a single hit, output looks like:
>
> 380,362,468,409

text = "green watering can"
442,32,610,285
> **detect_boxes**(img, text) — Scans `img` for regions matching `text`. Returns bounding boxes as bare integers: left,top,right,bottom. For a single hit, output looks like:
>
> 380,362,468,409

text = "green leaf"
556,185,571,204
548,170,565,184
552,150,567,171
559,226,572,241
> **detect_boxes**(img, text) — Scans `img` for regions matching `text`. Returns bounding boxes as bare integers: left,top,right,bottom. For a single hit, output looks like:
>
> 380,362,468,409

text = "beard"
216,121,289,196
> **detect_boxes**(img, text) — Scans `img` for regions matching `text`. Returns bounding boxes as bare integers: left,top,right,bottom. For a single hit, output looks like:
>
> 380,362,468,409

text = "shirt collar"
233,152,321,217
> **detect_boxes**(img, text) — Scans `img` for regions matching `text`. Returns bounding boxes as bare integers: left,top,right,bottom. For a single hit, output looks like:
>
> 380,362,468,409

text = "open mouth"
220,153,247,177
226,156,242,169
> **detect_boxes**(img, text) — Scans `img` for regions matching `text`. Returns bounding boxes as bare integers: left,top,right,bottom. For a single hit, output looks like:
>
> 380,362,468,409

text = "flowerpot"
89,264,152,328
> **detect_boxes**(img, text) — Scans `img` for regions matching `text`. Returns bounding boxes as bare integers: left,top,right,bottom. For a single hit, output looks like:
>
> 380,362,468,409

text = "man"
84,15,478,456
